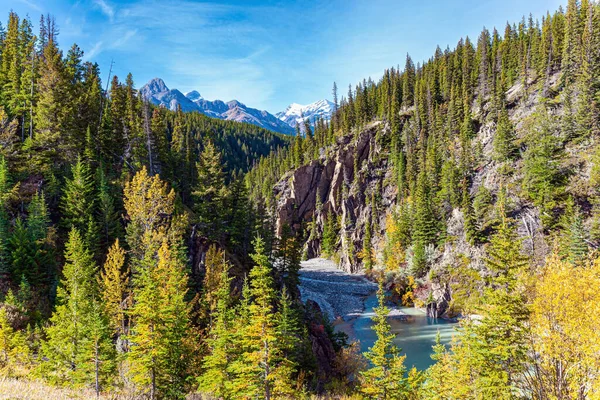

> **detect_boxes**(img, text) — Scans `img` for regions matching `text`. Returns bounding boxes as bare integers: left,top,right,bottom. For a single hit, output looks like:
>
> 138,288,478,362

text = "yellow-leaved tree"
98,239,129,337
527,253,600,399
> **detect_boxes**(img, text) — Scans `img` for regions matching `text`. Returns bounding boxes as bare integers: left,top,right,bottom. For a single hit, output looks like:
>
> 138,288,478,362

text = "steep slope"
277,100,335,129
246,21,600,318
139,78,295,134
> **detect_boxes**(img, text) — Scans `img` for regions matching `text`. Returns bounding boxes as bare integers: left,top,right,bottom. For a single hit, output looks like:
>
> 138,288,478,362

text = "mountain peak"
137,78,293,134
227,100,246,109
185,90,202,101
143,77,169,94
277,99,334,129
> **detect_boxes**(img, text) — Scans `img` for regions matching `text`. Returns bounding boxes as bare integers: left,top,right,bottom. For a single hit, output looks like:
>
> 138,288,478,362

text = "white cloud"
93,0,114,22
84,41,103,61
17,0,43,12
111,29,137,49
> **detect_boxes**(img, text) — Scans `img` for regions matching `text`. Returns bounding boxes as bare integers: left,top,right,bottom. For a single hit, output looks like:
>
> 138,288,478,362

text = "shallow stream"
350,293,457,371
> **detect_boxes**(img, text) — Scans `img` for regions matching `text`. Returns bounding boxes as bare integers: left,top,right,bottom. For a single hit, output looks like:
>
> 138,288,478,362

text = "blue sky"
3,0,565,112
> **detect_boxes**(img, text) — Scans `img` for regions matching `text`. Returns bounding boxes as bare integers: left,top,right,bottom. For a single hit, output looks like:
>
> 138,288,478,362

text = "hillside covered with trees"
1,1,600,399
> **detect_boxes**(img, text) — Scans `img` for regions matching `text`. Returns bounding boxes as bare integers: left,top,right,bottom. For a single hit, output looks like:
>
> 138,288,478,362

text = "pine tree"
39,228,114,387
192,140,227,240
228,236,295,399
360,280,409,399
98,239,129,336
198,266,234,398
128,239,193,399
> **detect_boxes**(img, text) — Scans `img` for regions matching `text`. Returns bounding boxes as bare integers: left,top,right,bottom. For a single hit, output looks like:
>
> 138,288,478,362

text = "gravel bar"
299,258,377,321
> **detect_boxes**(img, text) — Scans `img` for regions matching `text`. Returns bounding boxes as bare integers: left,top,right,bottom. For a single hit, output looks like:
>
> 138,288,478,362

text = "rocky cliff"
274,121,395,273
270,70,586,318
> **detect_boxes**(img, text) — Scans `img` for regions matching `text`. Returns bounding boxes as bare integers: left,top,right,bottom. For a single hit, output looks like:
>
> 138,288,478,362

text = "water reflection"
351,293,457,371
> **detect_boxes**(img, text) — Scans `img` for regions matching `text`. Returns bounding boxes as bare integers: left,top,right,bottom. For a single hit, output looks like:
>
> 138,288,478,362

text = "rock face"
426,282,452,319
270,74,568,314
304,299,337,387
274,121,393,273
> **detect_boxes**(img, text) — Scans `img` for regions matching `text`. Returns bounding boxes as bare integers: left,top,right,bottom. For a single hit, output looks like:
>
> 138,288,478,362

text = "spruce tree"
198,266,234,399
40,228,114,387
192,140,227,240
128,240,193,399
228,236,295,399
271,286,300,399
98,239,129,336
361,280,409,399
7,218,40,286
462,180,478,245
61,156,96,243
321,212,338,258
493,107,517,162
96,167,122,253
33,38,68,170
276,224,301,295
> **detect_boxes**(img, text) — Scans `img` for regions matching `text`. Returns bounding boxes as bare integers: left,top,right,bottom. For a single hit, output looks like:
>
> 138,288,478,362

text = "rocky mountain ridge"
276,99,335,129
139,78,295,134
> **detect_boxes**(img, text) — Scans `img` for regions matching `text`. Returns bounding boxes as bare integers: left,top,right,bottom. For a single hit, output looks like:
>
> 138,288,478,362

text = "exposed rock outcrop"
275,121,395,273
268,71,575,316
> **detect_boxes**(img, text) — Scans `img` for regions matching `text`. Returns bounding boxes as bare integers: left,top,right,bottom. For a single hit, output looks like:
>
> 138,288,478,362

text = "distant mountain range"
276,100,335,130
139,78,333,135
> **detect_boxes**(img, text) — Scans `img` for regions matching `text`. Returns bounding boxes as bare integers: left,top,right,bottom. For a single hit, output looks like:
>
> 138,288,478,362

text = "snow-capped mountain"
277,99,335,129
139,78,294,135
139,78,200,113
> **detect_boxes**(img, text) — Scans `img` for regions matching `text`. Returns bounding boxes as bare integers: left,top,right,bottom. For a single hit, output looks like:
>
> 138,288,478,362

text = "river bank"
299,258,458,370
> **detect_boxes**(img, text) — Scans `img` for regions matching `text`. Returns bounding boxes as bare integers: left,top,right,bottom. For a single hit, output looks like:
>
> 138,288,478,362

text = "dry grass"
0,377,137,400
0,377,362,400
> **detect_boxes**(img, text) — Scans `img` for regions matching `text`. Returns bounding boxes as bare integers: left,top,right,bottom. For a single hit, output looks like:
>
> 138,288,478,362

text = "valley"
1,0,600,399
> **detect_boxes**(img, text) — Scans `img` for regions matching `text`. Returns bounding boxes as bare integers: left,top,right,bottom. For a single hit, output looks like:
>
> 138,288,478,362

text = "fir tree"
197,266,234,398
98,239,129,336
360,279,409,399
128,240,193,399
192,141,227,240
40,228,113,387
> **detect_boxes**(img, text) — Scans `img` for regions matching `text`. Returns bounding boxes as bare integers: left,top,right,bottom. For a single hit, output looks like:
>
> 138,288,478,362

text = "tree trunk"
95,341,100,398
